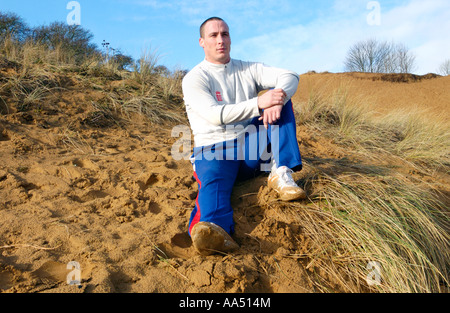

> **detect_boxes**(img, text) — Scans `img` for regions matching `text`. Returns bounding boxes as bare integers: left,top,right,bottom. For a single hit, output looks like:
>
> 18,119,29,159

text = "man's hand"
257,88,287,110
259,104,283,129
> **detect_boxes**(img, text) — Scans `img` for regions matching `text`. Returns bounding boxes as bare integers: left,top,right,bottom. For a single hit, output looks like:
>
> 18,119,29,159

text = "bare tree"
345,38,383,73
395,43,416,73
344,39,416,74
438,59,450,76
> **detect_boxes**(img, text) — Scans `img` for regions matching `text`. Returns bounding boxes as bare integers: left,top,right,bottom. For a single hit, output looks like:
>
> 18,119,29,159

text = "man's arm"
252,63,300,128
252,63,299,104
182,72,261,126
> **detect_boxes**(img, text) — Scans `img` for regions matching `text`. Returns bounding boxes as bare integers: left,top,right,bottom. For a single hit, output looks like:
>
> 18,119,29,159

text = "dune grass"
298,84,450,170
303,171,447,292
289,84,449,292
0,37,184,125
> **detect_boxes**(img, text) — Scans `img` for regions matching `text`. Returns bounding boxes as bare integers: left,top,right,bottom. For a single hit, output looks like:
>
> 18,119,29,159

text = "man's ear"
199,37,205,48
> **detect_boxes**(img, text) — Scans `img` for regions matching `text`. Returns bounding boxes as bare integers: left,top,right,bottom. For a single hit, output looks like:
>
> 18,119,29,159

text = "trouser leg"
237,99,302,181
270,99,303,171
188,145,240,236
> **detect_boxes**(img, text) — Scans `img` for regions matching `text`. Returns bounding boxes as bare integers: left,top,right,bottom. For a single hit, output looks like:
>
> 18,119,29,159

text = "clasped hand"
257,88,287,129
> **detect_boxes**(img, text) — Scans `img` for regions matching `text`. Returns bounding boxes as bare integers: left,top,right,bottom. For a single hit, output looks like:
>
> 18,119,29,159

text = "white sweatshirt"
182,59,299,147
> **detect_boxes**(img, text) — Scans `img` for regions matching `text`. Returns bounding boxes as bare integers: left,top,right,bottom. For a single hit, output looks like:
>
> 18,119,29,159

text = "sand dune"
1,66,448,293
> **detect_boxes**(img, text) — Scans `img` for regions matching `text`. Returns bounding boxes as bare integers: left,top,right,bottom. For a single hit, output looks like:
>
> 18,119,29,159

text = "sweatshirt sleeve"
251,63,300,104
182,71,261,126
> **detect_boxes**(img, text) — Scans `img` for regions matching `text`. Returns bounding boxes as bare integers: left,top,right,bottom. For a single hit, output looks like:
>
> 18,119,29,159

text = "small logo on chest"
215,91,223,102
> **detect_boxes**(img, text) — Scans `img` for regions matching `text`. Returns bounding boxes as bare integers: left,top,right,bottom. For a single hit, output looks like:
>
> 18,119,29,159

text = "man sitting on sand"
182,17,305,255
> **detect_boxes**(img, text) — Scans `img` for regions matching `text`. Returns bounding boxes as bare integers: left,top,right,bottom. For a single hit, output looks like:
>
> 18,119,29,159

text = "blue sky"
1,0,449,74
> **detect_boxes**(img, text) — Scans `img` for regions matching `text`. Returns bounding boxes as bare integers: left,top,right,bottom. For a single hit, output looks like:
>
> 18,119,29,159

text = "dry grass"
132,47,160,91
296,83,450,171
289,81,449,292
376,111,450,170
1,39,185,126
309,171,446,292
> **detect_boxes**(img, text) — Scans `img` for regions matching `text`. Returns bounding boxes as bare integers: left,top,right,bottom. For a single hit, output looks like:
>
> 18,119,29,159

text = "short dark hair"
200,17,226,38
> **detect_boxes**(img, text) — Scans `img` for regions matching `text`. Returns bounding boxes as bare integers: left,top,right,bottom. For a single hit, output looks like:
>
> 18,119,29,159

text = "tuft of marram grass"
290,84,449,292
269,167,449,293
376,110,450,170
132,47,160,91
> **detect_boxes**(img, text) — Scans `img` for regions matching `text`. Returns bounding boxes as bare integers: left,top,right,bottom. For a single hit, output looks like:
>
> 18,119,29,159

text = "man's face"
199,20,231,64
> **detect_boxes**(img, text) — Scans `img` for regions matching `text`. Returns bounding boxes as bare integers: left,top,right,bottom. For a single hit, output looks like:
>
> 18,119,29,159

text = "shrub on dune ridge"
0,28,186,124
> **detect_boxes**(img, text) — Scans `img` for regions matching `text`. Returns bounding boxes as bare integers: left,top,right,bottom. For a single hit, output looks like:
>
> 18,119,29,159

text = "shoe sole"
268,177,307,201
191,222,239,256
279,190,307,201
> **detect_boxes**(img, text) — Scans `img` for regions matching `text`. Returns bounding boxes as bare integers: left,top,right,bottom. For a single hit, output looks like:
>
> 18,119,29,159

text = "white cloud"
233,13,363,73
135,0,175,9
135,0,296,28
379,0,450,73
232,0,450,74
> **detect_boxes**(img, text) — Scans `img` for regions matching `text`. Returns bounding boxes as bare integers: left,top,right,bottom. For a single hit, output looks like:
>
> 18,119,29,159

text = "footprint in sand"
32,261,74,284
31,260,91,287
158,232,195,259
138,173,166,191
0,266,15,290
71,158,100,171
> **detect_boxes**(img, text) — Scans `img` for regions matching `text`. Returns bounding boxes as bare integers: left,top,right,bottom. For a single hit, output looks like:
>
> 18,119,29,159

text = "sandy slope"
0,69,448,293
294,72,450,121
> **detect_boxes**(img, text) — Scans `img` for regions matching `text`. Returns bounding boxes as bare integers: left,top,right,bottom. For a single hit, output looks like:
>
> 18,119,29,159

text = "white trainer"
268,166,307,201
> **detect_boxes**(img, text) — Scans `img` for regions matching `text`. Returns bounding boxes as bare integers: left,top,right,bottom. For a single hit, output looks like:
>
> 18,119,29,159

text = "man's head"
199,17,231,64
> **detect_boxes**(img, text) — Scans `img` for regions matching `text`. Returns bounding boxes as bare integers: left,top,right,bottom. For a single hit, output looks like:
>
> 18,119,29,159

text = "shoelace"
277,167,298,188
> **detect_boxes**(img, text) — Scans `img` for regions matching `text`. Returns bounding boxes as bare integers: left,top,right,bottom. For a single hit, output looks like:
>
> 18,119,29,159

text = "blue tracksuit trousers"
188,100,302,235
